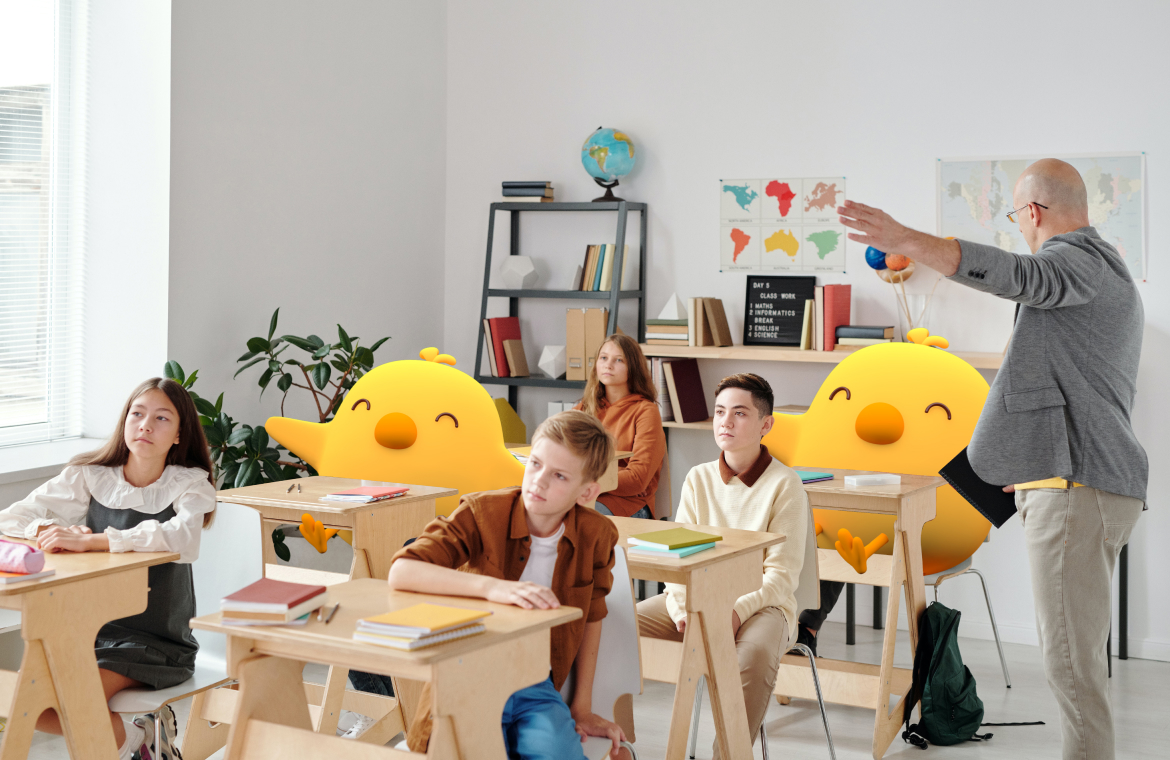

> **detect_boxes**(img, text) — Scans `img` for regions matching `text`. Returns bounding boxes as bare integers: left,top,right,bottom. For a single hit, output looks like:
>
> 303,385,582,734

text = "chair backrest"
191,500,263,669
653,446,672,520
793,492,821,613
560,545,641,737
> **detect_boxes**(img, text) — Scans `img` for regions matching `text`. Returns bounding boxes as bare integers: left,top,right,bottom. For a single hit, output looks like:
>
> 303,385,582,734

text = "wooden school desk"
0,546,179,760
773,467,941,759
206,478,456,744
189,578,579,760
612,516,785,760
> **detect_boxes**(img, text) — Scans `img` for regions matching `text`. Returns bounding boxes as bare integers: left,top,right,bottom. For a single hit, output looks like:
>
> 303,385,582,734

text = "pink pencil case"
0,540,45,574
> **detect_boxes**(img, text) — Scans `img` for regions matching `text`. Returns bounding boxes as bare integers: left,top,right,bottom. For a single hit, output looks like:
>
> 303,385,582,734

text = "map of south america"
729,228,752,262
765,181,796,216
723,184,758,212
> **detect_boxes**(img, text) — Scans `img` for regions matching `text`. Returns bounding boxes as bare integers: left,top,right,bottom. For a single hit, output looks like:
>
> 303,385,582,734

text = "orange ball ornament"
885,253,911,271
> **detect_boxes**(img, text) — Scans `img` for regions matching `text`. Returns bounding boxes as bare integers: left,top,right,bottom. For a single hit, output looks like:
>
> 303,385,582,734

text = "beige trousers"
1016,486,1143,760
637,593,788,759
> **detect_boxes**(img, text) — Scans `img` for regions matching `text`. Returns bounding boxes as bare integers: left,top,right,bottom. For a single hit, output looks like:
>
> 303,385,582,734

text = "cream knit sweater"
664,455,808,639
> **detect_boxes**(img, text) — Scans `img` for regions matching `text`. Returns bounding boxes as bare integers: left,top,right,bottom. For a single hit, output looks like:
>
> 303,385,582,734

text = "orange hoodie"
576,394,666,517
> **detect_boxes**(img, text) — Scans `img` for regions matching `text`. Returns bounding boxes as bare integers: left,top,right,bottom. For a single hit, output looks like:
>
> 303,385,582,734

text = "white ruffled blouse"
0,465,216,563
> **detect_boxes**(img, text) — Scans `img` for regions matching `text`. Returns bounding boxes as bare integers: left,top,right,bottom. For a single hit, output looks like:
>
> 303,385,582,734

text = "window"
0,0,84,447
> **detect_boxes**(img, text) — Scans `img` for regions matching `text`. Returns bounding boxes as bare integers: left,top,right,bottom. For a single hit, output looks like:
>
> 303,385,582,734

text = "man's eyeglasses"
1006,202,1048,223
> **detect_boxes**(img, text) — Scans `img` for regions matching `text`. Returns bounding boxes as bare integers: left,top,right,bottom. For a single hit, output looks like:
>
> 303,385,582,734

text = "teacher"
839,158,1146,760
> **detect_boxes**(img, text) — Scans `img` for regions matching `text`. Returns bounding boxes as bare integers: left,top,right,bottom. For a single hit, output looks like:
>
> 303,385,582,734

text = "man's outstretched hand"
837,200,914,252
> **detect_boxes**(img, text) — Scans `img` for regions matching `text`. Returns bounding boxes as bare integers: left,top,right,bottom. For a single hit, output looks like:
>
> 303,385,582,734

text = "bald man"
840,158,1146,760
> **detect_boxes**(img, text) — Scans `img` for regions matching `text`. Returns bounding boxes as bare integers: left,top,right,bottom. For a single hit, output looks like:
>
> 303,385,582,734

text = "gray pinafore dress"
86,496,198,689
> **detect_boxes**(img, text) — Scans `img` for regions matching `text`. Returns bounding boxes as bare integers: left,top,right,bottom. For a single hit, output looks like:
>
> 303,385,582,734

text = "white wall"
443,0,1170,660
170,0,448,658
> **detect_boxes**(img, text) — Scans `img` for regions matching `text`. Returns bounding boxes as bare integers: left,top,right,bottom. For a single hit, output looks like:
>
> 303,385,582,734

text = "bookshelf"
641,343,1004,370
475,201,648,409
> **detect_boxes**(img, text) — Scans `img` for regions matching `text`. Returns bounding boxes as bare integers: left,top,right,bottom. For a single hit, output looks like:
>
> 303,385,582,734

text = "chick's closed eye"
351,398,371,411
829,386,851,401
924,402,951,420
435,412,459,428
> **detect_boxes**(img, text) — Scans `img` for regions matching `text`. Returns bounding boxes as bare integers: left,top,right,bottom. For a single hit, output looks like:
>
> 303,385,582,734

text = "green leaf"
354,347,374,368
307,334,324,348
233,355,265,378
280,335,317,352
268,359,282,373
194,397,218,417
222,461,241,487
261,459,282,482
312,363,331,390
268,308,280,341
246,337,272,354
337,325,353,352
236,460,261,488
203,425,224,447
274,541,291,562
214,392,223,414
271,527,286,546
330,358,349,373
369,337,390,352
183,369,199,389
228,427,253,446
237,350,258,362
258,367,274,389
312,345,331,360
164,360,185,382
251,426,269,453
277,373,293,392
331,395,345,414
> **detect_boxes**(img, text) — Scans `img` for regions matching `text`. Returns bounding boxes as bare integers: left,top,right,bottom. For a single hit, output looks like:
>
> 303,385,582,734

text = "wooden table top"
216,477,457,515
795,467,944,499
0,541,178,595
190,578,581,667
608,516,784,574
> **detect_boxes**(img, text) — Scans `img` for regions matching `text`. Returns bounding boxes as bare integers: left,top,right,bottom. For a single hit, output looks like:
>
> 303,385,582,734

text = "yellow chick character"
762,342,991,575
267,349,524,517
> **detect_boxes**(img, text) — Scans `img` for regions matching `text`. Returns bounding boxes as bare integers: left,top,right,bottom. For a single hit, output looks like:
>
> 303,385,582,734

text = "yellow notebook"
359,603,491,636
628,527,723,550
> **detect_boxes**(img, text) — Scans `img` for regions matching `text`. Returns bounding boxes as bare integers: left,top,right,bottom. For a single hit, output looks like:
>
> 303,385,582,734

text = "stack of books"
835,325,895,347
354,603,492,650
653,357,708,424
321,486,409,504
628,527,723,560
482,316,529,377
221,578,328,626
575,244,631,291
798,284,852,351
686,298,734,347
502,181,553,202
650,358,675,422
644,318,688,346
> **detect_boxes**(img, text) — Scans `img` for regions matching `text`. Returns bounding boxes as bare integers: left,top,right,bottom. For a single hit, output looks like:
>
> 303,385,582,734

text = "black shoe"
788,623,818,657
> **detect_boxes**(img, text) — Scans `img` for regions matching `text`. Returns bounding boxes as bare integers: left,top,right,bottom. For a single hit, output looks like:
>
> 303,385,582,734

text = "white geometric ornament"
538,345,566,379
657,292,686,321
500,256,539,289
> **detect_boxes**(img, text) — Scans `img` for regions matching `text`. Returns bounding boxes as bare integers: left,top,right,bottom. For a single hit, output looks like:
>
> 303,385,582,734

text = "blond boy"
389,411,629,760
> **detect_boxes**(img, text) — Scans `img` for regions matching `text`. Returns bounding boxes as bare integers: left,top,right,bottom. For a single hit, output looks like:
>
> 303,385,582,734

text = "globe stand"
592,178,625,203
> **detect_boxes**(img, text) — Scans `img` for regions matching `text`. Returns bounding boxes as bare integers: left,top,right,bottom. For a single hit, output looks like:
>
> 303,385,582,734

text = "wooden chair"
687,493,836,759
561,545,641,759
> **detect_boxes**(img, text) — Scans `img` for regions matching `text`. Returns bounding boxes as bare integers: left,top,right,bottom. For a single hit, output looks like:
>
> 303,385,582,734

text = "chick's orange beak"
374,412,418,449
855,402,904,445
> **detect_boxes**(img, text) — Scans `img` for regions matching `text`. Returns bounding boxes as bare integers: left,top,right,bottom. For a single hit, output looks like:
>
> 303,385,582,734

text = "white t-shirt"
518,523,564,589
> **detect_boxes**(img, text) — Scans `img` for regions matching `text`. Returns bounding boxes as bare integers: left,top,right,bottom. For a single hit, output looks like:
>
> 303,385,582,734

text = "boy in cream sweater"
636,373,807,758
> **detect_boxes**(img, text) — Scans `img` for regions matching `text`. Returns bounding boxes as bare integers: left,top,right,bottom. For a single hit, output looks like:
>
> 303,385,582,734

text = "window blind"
0,0,85,447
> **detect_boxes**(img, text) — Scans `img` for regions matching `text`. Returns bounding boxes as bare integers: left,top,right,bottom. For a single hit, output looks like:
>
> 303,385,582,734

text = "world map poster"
720,177,846,274
938,154,1146,280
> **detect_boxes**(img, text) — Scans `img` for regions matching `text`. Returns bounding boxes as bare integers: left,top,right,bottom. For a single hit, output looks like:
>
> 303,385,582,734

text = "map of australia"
764,229,799,259
723,184,758,212
729,228,752,262
765,181,796,217
805,230,841,260
804,182,840,213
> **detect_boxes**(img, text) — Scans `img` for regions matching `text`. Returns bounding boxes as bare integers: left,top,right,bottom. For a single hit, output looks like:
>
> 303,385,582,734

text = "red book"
488,317,522,377
823,284,852,351
321,486,409,503
662,358,709,423
221,578,326,613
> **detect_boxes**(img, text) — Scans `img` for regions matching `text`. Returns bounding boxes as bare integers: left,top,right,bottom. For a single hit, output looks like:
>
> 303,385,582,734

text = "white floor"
23,620,1170,759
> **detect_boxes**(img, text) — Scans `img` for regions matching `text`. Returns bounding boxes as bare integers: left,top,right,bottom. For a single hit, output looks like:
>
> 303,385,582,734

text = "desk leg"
0,641,60,760
224,654,313,759
663,621,707,758
430,629,551,760
313,664,348,735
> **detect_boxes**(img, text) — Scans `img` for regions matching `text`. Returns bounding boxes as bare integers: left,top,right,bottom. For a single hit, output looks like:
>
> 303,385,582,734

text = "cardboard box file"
566,308,586,381
584,308,608,376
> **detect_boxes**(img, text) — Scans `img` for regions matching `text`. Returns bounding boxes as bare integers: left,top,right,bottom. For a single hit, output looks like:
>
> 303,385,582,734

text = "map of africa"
721,177,846,273
765,229,799,259
723,184,758,212
805,229,841,260
939,155,1145,280
766,181,796,217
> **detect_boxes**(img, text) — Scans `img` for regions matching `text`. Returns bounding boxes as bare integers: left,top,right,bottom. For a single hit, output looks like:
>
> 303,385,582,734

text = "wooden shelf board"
641,343,1003,369
662,405,808,431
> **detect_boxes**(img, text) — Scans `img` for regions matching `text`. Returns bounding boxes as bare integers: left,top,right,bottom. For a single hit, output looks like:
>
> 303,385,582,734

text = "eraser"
844,473,901,487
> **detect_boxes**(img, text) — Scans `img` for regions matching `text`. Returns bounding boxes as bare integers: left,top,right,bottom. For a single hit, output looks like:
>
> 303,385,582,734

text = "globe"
581,127,636,182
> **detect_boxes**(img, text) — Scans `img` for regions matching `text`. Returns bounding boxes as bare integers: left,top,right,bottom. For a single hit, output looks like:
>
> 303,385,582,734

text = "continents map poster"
720,178,846,273
938,154,1146,280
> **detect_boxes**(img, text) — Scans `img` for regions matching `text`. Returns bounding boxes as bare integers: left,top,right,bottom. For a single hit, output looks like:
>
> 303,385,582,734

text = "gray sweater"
948,227,1147,503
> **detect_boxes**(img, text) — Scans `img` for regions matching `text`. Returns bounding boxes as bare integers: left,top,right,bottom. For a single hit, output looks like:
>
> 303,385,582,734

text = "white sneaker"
118,718,145,760
340,712,378,739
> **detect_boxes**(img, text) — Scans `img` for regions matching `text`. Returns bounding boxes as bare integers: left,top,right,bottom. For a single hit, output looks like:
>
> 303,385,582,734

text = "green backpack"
902,601,993,748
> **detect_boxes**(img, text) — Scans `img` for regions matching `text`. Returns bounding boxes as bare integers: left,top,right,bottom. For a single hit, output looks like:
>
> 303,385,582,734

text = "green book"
646,318,688,326
628,542,716,558
796,471,834,484
628,527,723,550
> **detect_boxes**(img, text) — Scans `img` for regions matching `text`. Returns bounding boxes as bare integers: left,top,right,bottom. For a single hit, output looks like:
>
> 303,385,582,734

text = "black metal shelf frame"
474,201,648,408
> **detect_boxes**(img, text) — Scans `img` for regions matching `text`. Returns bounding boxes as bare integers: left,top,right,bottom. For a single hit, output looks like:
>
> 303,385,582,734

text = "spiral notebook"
353,623,487,650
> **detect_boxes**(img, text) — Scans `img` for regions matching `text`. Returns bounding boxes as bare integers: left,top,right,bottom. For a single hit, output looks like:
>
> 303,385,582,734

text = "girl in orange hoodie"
576,334,666,519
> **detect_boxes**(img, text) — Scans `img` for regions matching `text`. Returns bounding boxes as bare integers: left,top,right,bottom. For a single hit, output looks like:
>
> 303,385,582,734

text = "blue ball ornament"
865,246,888,270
